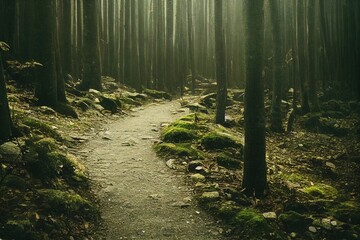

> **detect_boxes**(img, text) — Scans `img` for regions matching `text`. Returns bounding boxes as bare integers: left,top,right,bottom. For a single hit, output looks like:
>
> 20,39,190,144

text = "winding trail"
80,101,224,240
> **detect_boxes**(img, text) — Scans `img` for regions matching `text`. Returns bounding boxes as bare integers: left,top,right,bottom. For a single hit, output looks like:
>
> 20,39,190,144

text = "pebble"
308,226,317,233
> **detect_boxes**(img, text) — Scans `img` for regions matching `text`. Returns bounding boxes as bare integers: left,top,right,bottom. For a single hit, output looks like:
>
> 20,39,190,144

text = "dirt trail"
80,101,225,240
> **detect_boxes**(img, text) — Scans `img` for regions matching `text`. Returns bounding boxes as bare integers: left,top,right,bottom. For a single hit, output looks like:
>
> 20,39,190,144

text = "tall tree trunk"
80,0,102,91
138,0,146,89
0,51,13,142
269,0,284,132
242,0,267,198
130,0,140,90
214,0,227,125
187,0,196,94
166,0,175,93
123,0,131,85
307,0,320,112
34,0,58,107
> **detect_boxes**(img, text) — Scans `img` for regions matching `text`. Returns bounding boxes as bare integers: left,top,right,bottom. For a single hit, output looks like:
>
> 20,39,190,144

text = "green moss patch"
301,183,338,199
161,126,198,143
218,201,241,220
154,143,201,158
38,189,93,214
215,153,242,169
143,89,172,100
179,113,212,122
22,117,62,141
278,211,312,232
201,131,242,150
331,202,360,224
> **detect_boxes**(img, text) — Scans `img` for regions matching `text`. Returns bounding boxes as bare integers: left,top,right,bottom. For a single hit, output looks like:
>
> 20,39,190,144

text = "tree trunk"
0,51,13,142
81,0,102,91
187,0,196,94
166,0,175,93
242,0,267,198
269,0,284,132
214,0,227,125
34,0,58,107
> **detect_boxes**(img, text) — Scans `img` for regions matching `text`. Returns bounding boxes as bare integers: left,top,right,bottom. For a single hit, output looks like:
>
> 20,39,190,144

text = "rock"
278,211,312,232
40,106,57,115
201,131,243,150
308,226,317,233
218,201,240,219
215,153,242,169
199,191,220,202
191,173,205,182
325,161,336,169
263,212,277,220
166,159,176,169
171,201,190,208
187,160,203,172
0,142,21,161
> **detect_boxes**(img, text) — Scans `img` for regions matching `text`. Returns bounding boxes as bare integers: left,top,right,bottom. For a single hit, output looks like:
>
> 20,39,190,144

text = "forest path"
79,101,224,240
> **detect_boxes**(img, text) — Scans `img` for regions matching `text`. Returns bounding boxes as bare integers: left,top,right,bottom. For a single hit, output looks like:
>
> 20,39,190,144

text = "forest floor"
1,77,360,240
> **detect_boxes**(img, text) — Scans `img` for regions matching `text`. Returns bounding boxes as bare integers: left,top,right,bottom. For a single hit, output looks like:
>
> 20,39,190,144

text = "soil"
79,101,227,240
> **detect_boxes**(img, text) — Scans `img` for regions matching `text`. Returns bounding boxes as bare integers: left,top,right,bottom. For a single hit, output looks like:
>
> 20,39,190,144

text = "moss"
2,175,29,190
117,96,142,106
2,219,34,240
22,117,62,141
331,202,360,224
301,183,338,199
218,201,241,220
170,119,206,131
32,138,57,155
278,211,312,232
201,131,242,150
54,103,79,118
38,189,93,214
154,143,201,158
215,153,242,169
161,126,198,143
143,89,172,100
280,173,305,183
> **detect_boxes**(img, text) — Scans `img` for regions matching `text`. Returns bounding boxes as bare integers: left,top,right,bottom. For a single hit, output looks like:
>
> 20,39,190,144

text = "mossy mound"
331,202,360,224
31,138,57,155
0,219,36,240
215,153,242,169
301,183,338,199
38,189,93,214
2,175,29,190
22,117,62,141
170,119,205,131
233,209,281,239
143,89,172,100
154,143,201,158
201,131,242,150
161,126,198,143
179,113,212,122
278,211,312,232
218,201,241,220
54,103,79,118
300,113,348,136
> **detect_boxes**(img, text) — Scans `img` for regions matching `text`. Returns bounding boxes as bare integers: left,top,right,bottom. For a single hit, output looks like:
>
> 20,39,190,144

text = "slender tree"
214,0,227,125
0,43,13,142
242,0,267,197
80,0,102,91
166,0,175,92
187,0,196,94
269,0,284,132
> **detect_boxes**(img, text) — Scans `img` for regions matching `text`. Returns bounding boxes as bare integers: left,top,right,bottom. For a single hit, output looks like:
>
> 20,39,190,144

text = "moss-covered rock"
38,189,93,214
199,191,220,203
22,117,62,141
170,119,205,131
301,183,338,199
331,202,360,224
190,173,206,182
143,89,172,100
201,131,242,150
75,98,96,111
154,143,201,158
215,153,242,169
1,219,35,240
161,126,198,143
278,211,312,232
54,103,79,118
179,113,212,122
31,138,57,155
218,201,241,220
2,175,29,190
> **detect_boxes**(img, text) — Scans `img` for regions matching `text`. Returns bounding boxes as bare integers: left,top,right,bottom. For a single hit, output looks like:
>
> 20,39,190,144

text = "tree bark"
187,0,196,94
242,0,267,198
0,51,13,142
214,0,227,125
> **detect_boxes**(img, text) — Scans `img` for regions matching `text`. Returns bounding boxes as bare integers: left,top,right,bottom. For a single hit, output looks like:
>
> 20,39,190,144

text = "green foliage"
201,131,242,150
38,189,93,214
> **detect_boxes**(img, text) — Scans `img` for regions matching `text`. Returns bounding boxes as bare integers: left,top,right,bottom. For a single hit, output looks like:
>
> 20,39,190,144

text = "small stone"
200,191,220,202
321,218,332,230
171,201,190,208
290,232,297,238
308,226,317,233
191,173,205,182
166,159,176,169
263,212,277,219
330,220,337,226
325,162,336,169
